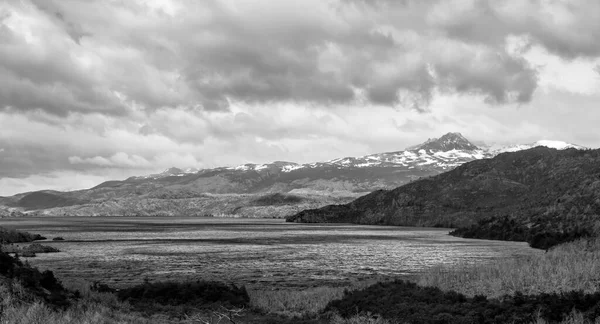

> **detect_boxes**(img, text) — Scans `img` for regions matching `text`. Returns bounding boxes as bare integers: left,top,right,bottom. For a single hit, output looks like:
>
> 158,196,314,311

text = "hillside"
13,191,85,210
287,147,600,248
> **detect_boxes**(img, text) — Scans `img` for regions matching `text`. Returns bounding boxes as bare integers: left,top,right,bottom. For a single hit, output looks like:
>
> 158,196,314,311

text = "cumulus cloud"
1,0,600,195
3,0,581,117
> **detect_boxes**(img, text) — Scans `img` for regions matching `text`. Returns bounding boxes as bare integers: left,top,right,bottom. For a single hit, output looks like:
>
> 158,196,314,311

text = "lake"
0,216,542,289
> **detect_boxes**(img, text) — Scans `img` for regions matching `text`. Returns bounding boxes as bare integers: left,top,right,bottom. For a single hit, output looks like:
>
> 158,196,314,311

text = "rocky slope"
287,147,600,248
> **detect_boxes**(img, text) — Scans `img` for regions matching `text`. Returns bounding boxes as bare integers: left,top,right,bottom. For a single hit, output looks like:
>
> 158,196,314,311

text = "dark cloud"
434,48,538,104
429,0,600,59
1,0,598,118
0,143,68,178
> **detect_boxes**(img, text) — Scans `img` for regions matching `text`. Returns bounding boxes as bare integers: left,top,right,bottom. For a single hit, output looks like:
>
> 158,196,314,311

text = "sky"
1,0,600,196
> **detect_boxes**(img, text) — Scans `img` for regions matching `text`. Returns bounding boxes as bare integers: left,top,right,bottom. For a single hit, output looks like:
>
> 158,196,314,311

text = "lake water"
0,217,542,289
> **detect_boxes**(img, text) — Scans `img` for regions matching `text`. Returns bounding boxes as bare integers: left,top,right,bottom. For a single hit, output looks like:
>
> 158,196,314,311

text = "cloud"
428,0,600,59
0,170,138,196
69,153,151,168
2,0,578,117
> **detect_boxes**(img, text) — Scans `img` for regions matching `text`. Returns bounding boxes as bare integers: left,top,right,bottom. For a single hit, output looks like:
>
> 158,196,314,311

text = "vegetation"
116,280,250,316
327,279,600,324
0,226,46,244
14,191,84,210
1,243,60,255
252,193,304,206
0,251,71,308
248,282,378,319
450,216,593,250
418,238,600,298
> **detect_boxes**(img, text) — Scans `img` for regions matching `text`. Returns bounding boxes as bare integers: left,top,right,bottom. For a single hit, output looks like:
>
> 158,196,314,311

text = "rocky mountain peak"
162,167,183,175
408,132,479,152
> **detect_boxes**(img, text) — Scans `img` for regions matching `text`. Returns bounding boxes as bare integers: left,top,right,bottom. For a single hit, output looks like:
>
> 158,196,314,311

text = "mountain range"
0,133,586,218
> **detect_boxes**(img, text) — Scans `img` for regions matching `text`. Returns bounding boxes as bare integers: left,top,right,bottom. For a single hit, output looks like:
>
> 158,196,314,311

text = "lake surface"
0,217,542,289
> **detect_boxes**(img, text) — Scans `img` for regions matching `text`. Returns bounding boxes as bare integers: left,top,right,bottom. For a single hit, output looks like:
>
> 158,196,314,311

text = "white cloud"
69,153,151,168
0,171,116,196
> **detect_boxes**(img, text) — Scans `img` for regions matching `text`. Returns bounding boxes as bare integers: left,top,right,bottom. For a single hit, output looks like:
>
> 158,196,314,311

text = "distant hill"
287,147,600,248
14,191,84,210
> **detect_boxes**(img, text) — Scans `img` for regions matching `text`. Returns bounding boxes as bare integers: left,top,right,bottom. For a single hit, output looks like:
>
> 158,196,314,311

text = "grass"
249,286,347,318
531,310,600,324
248,280,379,318
329,313,392,324
417,238,600,298
0,279,164,324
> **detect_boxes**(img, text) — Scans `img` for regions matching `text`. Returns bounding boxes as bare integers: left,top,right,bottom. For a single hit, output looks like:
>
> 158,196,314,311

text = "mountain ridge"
0,133,587,218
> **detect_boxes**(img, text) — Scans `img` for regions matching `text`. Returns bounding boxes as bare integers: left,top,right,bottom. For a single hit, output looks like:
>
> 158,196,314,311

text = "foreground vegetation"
2,225,600,323
0,226,45,244
418,238,600,298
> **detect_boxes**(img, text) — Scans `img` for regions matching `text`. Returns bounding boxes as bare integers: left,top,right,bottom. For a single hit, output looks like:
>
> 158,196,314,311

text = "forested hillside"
288,147,600,248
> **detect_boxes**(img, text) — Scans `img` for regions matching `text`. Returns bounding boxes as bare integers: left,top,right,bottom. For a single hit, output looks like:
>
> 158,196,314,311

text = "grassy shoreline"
2,225,600,323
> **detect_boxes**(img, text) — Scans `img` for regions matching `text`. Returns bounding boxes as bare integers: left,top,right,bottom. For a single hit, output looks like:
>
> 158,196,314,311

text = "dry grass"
0,279,172,324
248,286,347,318
531,310,600,324
418,238,600,298
329,312,392,324
248,280,378,319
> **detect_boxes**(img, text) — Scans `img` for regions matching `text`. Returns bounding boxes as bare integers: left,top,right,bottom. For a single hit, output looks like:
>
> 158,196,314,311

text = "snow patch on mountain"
494,140,586,153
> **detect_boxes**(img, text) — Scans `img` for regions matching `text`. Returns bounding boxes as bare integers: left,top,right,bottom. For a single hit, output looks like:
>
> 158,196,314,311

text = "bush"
116,280,250,315
0,226,46,244
253,193,304,206
1,243,60,254
0,251,71,308
326,280,600,324
450,216,594,250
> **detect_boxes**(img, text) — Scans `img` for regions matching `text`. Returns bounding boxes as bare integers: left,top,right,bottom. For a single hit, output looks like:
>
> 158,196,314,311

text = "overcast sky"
1,0,600,196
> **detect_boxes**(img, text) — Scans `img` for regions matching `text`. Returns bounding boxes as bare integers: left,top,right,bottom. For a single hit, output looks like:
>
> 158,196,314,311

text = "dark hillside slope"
287,147,600,247
15,191,84,210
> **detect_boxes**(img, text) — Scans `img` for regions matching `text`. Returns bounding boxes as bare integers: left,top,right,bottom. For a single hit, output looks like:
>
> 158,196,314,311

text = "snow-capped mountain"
134,167,200,179
1,132,587,217
491,140,586,153
133,132,584,181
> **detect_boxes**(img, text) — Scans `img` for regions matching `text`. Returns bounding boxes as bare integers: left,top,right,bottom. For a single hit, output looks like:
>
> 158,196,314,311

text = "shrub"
253,193,304,206
326,280,600,324
0,251,71,308
0,226,46,244
116,280,250,316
